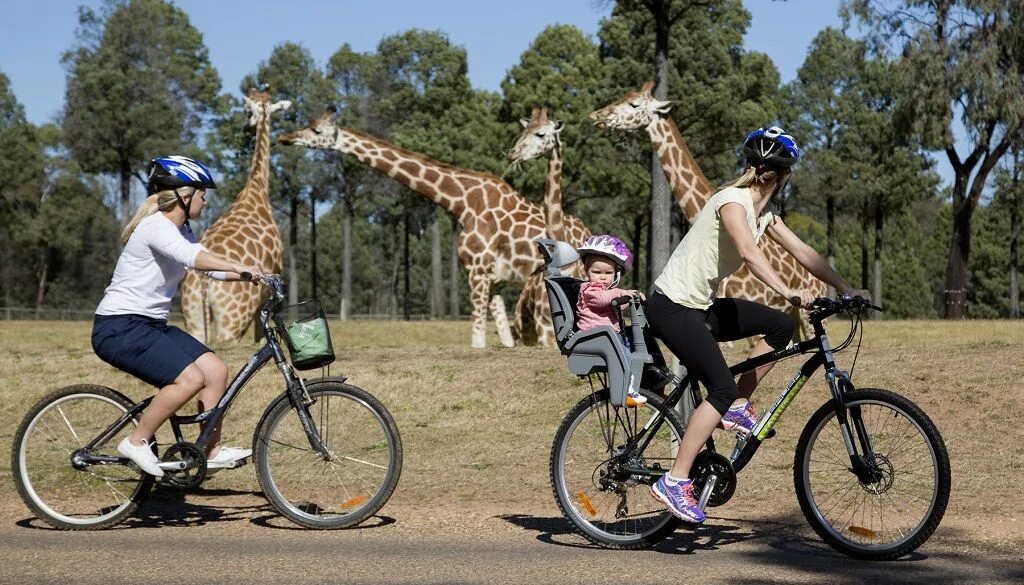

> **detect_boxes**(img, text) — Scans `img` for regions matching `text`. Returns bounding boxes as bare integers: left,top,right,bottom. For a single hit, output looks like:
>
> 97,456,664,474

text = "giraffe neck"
545,146,567,242
236,111,273,212
647,117,713,224
333,127,496,221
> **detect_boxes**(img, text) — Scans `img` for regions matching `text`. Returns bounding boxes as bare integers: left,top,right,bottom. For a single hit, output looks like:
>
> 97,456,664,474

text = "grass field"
0,318,1021,542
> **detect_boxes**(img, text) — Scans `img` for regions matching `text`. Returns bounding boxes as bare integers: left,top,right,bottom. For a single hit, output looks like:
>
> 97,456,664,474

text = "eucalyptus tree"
992,144,1024,317
846,0,1024,318
62,0,220,227
597,0,780,282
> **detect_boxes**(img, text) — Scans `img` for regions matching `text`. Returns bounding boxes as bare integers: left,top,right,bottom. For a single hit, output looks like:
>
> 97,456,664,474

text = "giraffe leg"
469,272,490,349
513,289,537,346
532,275,555,348
489,295,515,348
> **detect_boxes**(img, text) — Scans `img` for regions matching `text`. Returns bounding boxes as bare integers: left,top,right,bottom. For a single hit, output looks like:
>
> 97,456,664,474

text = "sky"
4,1,960,186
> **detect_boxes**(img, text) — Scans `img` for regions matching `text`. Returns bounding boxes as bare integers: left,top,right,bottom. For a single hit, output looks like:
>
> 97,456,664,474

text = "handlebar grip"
239,271,252,282
610,295,633,309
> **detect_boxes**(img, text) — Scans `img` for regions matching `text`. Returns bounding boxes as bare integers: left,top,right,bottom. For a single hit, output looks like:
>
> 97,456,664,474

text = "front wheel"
550,388,684,549
794,388,950,560
11,385,154,530
254,380,402,529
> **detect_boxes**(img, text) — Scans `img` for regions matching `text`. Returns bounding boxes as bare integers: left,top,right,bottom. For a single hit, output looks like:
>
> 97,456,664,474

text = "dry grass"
0,318,1021,531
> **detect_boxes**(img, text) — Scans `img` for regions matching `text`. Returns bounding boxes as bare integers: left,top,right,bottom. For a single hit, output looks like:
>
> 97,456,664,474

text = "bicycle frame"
72,277,332,470
621,300,875,479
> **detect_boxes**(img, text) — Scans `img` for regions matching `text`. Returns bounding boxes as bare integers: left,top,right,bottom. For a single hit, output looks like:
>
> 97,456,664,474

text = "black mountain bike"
12,275,402,530
550,295,950,560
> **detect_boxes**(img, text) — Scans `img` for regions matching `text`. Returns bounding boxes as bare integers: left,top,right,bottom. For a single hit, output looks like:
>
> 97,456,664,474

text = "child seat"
536,239,657,407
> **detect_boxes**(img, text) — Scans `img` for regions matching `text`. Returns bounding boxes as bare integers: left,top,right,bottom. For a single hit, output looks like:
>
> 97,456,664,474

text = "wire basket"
279,300,335,370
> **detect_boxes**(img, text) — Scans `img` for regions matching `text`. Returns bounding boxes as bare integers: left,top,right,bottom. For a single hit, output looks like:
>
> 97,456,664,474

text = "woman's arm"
765,217,868,298
193,252,263,281
721,203,797,301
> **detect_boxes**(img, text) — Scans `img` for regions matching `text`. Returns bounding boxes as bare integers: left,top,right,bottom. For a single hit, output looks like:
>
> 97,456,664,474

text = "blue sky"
7,1,962,187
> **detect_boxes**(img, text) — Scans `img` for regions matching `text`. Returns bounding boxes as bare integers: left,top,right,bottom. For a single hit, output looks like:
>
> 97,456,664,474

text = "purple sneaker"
650,476,705,523
720,400,757,434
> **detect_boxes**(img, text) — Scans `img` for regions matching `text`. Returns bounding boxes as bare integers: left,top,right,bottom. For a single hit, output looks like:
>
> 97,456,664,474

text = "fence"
0,307,468,322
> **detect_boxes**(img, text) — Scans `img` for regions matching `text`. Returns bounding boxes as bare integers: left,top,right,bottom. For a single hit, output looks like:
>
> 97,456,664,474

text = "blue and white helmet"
743,126,800,169
147,155,218,194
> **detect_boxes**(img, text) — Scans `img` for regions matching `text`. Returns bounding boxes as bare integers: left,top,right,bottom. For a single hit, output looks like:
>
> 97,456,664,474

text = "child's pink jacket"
576,281,631,332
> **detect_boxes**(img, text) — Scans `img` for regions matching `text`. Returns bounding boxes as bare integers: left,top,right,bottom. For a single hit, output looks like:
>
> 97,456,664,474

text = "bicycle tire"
254,379,402,529
550,388,683,549
11,385,154,530
793,388,950,560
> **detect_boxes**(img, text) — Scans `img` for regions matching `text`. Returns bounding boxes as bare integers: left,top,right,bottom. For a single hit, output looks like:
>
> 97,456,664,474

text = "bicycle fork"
281,367,332,460
826,369,880,483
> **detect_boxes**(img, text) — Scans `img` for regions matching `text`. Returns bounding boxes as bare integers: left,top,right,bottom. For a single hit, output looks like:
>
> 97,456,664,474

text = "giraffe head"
242,88,292,127
507,107,564,168
277,107,338,149
589,81,673,132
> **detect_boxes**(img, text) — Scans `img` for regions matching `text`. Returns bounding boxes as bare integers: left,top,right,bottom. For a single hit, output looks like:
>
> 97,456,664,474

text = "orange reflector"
848,525,878,538
577,491,597,517
341,495,367,510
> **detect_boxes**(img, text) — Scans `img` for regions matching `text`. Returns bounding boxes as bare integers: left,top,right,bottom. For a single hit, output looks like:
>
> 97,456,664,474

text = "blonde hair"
723,165,791,199
121,186,198,244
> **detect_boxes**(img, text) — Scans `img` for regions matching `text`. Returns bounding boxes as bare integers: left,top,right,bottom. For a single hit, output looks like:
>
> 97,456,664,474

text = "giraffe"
506,107,592,347
589,81,826,339
181,89,291,342
278,108,554,349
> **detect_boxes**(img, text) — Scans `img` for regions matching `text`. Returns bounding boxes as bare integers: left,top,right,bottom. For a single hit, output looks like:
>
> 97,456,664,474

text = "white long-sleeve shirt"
96,213,221,320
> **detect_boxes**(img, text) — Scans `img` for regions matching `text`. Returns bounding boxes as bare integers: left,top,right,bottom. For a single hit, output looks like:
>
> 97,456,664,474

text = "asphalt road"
0,488,1019,585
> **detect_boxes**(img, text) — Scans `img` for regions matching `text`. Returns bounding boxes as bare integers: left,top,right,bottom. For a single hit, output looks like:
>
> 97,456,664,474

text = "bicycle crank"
690,451,737,508
160,442,207,489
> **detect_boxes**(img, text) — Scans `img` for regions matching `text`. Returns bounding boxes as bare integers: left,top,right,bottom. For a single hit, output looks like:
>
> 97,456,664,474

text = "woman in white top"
93,156,264,477
646,128,871,523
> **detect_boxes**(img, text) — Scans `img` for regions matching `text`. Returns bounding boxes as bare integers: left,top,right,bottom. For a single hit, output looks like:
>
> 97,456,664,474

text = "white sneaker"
206,446,252,469
117,437,164,477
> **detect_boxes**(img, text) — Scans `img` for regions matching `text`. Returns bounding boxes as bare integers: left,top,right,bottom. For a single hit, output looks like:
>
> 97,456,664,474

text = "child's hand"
632,290,646,301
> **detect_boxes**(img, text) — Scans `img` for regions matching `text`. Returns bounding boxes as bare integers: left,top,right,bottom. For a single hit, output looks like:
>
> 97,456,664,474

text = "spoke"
55,405,84,447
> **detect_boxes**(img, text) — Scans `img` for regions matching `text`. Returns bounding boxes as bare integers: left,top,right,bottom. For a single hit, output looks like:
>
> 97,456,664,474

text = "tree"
847,1,1024,318
992,144,1024,317
62,0,221,227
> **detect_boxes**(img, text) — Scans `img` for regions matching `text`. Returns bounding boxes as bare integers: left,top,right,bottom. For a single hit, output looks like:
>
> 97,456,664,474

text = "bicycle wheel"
550,388,684,549
11,385,154,530
254,380,402,529
794,388,950,560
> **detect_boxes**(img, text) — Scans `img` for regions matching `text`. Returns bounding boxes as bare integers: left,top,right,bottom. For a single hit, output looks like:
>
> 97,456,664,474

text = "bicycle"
537,241,949,561
11,274,402,531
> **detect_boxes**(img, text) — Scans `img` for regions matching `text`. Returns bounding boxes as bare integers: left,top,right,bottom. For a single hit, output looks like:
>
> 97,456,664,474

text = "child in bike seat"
576,235,647,407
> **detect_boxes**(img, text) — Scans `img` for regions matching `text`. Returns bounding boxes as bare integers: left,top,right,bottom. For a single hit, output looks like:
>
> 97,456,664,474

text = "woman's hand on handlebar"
235,265,265,284
786,287,815,309
843,288,872,302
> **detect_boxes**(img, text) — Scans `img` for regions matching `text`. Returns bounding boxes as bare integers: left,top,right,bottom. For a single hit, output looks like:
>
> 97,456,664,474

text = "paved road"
0,488,1019,585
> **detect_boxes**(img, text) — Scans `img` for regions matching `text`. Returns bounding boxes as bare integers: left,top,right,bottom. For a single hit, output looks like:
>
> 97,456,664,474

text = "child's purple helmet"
578,235,633,272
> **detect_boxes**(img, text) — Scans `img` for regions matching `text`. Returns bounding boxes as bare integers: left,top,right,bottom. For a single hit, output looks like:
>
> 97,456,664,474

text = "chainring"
160,442,207,489
690,450,737,507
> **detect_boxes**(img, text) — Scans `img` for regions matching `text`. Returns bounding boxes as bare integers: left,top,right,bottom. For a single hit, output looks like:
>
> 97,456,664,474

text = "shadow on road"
498,511,1024,584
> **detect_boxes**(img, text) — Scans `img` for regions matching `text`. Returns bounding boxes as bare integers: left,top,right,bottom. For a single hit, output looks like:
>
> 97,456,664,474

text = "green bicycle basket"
280,300,336,370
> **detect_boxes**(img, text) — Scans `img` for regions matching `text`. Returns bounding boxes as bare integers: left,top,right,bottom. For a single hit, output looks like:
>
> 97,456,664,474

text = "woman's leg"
129,364,206,444
706,298,794,404
194,352,229,455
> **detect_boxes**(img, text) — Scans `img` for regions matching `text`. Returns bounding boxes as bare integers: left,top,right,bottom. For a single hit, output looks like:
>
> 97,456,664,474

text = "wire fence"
0,307,469,322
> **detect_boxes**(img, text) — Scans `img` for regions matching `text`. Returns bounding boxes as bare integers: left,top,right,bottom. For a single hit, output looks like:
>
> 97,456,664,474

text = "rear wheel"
12,385,154,530
794,388,950,560
254,381,402,529
550,388,684,549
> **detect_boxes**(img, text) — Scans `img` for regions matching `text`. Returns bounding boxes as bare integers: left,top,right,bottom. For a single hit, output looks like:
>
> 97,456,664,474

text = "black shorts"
92,314,211,388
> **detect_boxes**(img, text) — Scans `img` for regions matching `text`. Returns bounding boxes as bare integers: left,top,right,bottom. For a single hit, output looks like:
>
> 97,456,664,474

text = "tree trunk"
403,209,411,321
35,251,48,310
430,211,443,319
388,226,400,319
449,217,460,317
649,20,673,279
872,197,883,318
288,196,299,306
309,192,318,301
119,159,131,230
860,199,869,290
1011,189,1020,318
645,213,654,292
826,193,836,299
339,197,353,320
632,213,644,291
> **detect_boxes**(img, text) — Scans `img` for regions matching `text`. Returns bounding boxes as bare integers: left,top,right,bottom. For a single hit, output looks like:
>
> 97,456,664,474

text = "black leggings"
647,291,794,415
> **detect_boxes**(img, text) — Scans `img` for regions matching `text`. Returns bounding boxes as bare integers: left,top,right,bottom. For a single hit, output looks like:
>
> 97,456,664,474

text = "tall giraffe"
279,108,553,349
181,89,291,342
589,82,826,338
507,107,592,347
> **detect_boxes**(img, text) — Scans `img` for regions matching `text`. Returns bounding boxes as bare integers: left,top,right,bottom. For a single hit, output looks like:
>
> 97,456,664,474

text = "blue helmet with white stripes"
147,155,218,194
743,126,800,169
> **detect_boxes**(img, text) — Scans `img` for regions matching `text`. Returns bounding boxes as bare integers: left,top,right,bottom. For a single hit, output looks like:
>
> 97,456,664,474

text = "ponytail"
120,187,197,244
